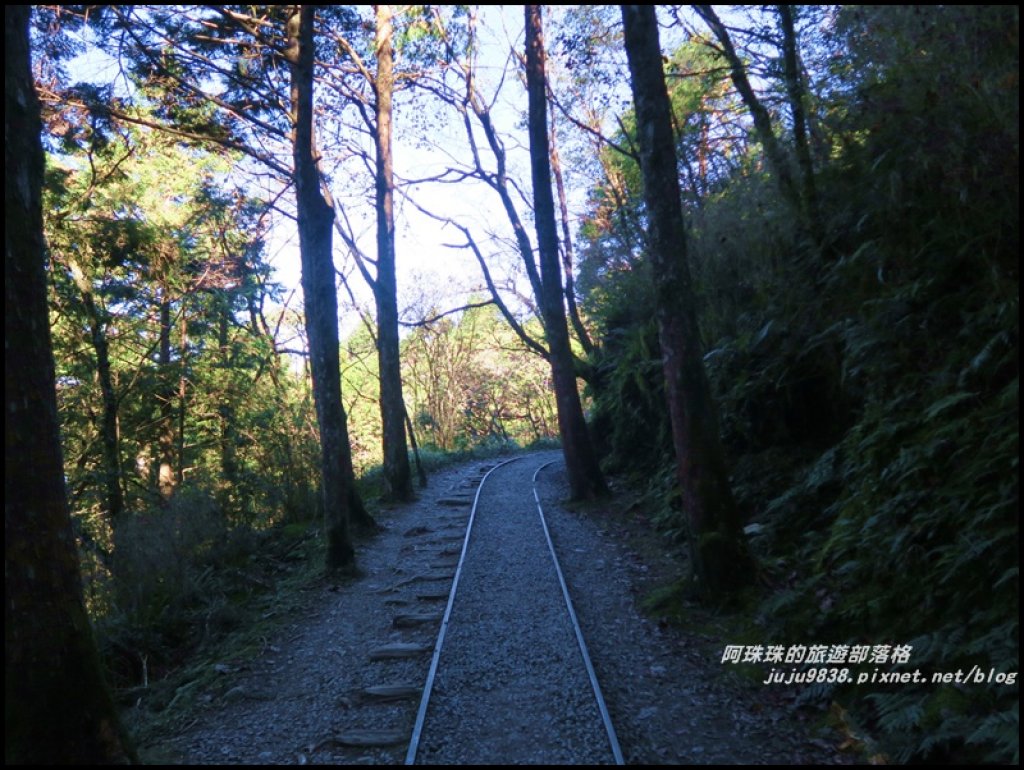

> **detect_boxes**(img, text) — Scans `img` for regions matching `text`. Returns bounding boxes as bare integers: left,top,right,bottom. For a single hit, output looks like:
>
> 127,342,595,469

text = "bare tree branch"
400,300,496,328
402,194,550,360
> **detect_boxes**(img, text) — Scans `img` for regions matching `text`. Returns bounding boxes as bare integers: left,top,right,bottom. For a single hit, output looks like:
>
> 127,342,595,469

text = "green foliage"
589,317,670,476
30,5,1018,761
580,5,1018,762
45,121,312,525
399,306,559,459
96,486,286,688
43,114,329,701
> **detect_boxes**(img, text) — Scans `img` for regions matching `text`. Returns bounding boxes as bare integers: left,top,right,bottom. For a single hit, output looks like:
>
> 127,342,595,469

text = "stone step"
437,498,472,507
368,642,431,660
422,538,462,549
415,591,450,601
325,729,406,748
375,572,452,592
436,525,466,534
392,612,443,629
361,684,421,702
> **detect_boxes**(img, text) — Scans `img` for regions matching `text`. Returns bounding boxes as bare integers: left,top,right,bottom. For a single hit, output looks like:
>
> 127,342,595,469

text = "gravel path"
536,462,849,765
414,453,615,764
135,450,851,765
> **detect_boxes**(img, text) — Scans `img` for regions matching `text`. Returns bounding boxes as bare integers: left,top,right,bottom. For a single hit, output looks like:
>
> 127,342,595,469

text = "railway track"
405,453,623,765
159,450,848,765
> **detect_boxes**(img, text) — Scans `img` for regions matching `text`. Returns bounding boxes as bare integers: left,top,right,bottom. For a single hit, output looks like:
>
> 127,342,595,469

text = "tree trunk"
621,5,753,594
217,306,238,487
177,308,188,488
5,7,134,762
157,295,176,499
464,90,545,316
67,257,125,522
525,5,607,501
548,112,593,355
373,4,414,502
404,405,428,488
693,5,801,215
778,5,821,238
287,6,356,571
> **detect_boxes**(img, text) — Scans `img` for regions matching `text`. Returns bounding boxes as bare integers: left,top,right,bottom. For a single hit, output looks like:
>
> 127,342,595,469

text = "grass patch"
108,517,325,746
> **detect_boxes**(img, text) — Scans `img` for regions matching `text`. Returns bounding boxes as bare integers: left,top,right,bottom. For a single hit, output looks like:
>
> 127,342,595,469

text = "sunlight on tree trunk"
526,5,607,501
373,4,415,502
621,4,753,594
157,296,177,499
287,6,357,572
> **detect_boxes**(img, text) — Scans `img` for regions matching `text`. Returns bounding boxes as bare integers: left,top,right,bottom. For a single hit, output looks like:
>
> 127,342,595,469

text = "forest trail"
138,451,850,765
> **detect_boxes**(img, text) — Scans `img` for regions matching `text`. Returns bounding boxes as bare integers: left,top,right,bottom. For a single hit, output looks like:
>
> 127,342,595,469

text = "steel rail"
532,461,625,766
404,454,623,765
404,456,524,765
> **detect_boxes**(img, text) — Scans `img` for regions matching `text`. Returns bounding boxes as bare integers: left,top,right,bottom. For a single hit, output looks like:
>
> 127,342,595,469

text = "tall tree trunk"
373,4,414,502
5,7,134,762
693,6,802,216
695,6,831,260
157,295,176,499
404,405,428,488
217,305,238,487
454,70,600,385
525,5,607,501
621,5,753,594
462,85,546,316
177,308,188,488
67,258,125,522
778,5,821,238
548,112,593,356
287,5,356,571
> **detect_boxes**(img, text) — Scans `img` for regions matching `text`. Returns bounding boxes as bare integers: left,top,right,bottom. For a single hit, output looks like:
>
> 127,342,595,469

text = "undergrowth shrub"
111,487,224,627
94,483,320,692
589,317,671,477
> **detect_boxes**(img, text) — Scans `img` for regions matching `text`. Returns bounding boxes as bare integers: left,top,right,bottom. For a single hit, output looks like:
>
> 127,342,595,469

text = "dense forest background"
7,5,1018,764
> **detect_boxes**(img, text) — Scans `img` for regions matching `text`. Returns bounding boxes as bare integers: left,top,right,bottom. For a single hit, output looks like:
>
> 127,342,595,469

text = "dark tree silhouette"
5,6,134,762
286,6,357,570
